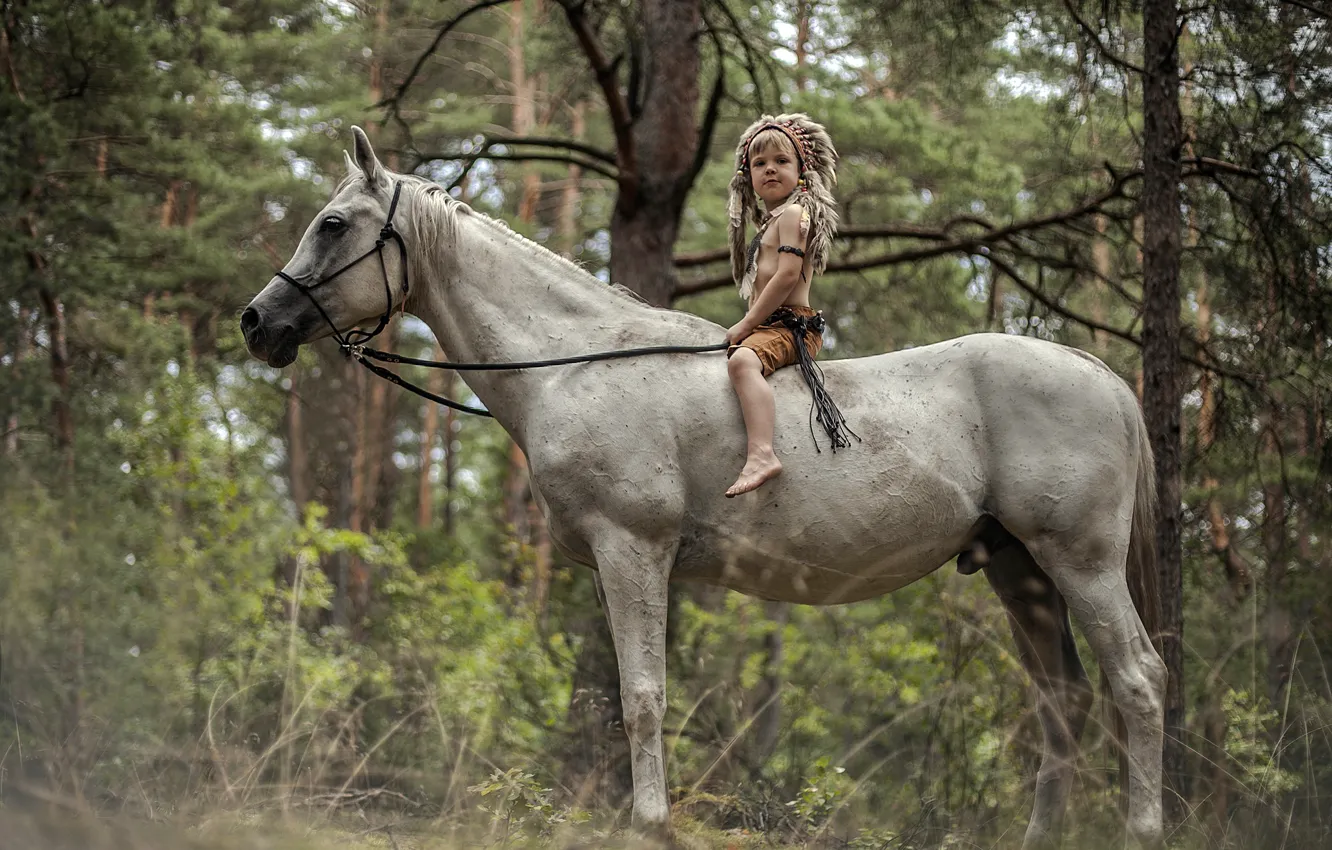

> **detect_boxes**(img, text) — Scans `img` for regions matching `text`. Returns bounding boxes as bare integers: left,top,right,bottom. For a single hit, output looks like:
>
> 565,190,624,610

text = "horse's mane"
338,171,654,311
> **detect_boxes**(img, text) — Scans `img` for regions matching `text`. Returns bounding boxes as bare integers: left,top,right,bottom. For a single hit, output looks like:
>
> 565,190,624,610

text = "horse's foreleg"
985,537,1093,849
1027,535,1166,850
593,529,676,831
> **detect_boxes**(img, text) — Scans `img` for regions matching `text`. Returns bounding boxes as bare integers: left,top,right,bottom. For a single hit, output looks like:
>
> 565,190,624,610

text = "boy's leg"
726,347,782,497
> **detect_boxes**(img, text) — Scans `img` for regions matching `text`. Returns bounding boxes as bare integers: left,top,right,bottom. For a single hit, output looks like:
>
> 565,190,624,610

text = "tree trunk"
5,307,30,456
1141,0,1185,821
348,360,371,629
340,0,396,633
557,101,586,257
753,601,789,768
363,323,398,532
417,344,446,529
288,368,310,514
1195,247,1251,599
1079,41,1112,352
160,180,179,227
1181,24,1250,603
23,212,74,478
368,1,388,114
333,358,361,630
795,2,812,93
563,588,625,811
555,0,704,810
1263,421,1292,709
443,373,457,536
986,266,1002,329
504,0,552,601
510,3,541,223
608,0,701,307
179,186,215,362
36,285,73,479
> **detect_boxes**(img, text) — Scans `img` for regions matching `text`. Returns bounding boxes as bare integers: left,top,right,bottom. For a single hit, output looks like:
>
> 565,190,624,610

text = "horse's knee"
620,678,665,741
1116,653,1166,725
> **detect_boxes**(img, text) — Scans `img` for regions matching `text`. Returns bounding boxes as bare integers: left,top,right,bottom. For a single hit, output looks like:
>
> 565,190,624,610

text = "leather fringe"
774,309,860,453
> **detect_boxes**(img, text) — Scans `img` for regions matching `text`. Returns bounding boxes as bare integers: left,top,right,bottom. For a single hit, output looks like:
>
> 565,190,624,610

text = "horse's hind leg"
985,535,1093,849
1025,535,1165,850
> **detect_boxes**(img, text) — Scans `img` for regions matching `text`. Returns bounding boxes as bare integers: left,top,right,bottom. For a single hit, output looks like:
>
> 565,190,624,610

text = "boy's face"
748,139,800,207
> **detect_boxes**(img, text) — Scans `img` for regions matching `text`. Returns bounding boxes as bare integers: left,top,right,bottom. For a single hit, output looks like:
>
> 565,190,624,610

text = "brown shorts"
727,305,824,378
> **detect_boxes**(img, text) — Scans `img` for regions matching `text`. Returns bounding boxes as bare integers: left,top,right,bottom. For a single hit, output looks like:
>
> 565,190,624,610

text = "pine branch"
556,0,636,188
1,7,24,103
471,134,617,165
709,0,773,110
985,254,1257,388
383,0,516,111
1276,0,1332,21
674,223,973,268
1062,0,1145,75
674,156,1259,282
422,148,619,180
689,19,728,186
675,168,1143,288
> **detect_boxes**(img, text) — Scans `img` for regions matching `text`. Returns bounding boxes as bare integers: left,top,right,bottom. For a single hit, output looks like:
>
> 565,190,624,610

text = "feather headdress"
727,113,839,300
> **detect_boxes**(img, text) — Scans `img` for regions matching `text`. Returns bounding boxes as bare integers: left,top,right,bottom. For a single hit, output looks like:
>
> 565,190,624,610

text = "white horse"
242,128,1166,849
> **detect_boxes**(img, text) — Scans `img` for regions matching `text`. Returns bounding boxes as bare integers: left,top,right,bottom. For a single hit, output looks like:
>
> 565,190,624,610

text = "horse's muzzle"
241,306,300,368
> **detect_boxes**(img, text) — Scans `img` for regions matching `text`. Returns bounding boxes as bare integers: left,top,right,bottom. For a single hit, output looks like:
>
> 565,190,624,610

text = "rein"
350,341,729,418
275,181,726,418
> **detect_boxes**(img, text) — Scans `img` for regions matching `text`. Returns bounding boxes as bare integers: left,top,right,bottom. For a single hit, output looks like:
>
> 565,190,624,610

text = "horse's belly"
674,477,979,604
677,539,965,603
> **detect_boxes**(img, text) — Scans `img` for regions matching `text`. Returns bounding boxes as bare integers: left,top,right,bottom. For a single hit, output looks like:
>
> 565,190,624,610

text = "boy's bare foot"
725,453,782,497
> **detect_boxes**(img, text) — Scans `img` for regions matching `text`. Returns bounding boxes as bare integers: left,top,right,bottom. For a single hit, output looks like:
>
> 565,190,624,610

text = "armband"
777,245,806,258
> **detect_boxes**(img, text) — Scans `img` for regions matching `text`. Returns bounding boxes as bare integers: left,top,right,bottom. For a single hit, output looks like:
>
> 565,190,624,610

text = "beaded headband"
737,121,812,176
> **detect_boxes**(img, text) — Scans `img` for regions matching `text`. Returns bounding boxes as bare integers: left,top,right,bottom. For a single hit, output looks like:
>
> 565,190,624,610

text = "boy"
723,113,840,497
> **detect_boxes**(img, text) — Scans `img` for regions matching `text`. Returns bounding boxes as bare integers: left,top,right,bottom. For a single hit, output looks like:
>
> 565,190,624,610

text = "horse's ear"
342,149,361,178
351,126,387,188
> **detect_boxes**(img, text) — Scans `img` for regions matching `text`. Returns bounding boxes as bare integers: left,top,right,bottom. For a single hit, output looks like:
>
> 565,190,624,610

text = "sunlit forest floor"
1,791,1313,850
0,805,1097,850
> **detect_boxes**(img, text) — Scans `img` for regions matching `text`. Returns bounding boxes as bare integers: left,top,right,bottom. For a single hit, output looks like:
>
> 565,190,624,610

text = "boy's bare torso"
750,206,814,309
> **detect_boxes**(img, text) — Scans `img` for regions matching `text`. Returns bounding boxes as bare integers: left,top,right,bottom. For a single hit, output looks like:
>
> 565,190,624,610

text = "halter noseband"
274,180,408,351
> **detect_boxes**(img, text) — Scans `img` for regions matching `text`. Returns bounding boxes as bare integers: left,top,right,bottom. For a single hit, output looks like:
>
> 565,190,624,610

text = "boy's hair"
746,127,798,159
727,113,839,300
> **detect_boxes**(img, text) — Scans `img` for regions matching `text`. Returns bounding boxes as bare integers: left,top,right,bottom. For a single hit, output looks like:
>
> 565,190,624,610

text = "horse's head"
242,127,407,367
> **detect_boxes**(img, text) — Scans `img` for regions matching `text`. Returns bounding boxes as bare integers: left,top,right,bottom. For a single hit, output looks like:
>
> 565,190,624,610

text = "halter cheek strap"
274,181,409,350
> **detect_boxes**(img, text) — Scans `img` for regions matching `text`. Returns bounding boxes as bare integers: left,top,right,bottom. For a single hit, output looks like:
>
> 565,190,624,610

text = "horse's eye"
320,216,346,234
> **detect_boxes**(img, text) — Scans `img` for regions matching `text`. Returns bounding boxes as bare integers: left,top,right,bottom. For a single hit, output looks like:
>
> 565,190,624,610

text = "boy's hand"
725,321,753,344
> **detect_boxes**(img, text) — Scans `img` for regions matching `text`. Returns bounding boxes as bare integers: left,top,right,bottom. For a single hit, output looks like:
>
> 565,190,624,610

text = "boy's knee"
728,347,761,380
729,349,761,383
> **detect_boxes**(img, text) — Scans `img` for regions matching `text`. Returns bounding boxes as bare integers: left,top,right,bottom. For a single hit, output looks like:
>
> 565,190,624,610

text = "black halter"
275,181,408,351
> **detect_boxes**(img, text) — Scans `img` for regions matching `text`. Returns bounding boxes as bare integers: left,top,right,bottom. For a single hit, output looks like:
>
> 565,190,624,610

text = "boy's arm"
726,205,809,343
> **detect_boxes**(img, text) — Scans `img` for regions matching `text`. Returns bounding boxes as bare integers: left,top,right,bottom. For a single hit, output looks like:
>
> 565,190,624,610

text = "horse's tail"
1127,407,1161,649
1105,401,1162,798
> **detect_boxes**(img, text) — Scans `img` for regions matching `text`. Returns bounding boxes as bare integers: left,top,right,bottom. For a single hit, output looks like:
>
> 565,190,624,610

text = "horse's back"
529,330,1142,602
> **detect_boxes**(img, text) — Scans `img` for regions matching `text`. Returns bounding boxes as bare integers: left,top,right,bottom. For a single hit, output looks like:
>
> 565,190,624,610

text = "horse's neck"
408,207,674,443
